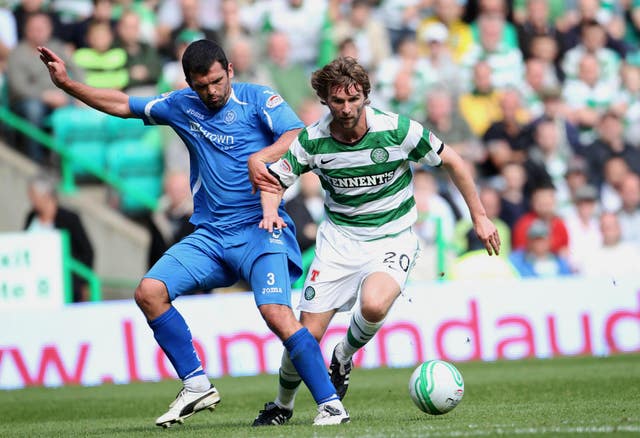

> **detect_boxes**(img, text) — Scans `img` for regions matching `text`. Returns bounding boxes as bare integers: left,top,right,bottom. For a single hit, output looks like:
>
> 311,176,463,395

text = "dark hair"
181,39,229,85
311,57,371,103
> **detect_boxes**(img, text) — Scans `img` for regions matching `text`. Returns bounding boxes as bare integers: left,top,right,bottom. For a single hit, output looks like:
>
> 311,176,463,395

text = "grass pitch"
1,354,639,437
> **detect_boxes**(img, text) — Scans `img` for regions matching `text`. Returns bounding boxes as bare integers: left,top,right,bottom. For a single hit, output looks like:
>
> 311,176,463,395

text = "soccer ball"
408,360,464,415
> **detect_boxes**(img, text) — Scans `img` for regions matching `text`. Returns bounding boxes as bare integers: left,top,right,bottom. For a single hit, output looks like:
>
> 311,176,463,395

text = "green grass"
1,354,639,437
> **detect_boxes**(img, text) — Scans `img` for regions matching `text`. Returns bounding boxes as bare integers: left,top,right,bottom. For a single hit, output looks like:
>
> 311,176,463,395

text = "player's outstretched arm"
38,46,133,118
440,145,501,256
248,128,302,194
259,190,286,233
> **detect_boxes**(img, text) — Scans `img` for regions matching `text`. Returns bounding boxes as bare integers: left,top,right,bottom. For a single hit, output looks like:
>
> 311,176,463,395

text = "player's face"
326,84,366,131
189,61,234,111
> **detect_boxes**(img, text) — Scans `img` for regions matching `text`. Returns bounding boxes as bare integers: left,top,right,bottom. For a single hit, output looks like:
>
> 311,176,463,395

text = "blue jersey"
129,83,304,228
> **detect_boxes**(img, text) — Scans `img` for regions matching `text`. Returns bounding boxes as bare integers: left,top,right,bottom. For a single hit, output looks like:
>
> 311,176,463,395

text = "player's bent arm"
248,128,302,193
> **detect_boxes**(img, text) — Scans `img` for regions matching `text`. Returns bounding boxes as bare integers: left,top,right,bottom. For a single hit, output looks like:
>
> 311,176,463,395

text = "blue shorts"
144,220,302,307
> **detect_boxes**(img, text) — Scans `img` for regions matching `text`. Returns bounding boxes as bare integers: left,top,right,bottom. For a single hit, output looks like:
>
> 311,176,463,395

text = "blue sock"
149,306,204,380
284,327,338,405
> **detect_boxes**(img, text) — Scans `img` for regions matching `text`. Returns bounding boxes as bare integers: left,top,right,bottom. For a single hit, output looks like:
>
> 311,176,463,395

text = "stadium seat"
117,174,164,213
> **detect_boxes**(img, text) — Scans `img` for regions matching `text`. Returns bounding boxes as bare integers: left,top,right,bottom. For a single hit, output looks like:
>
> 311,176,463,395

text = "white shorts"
298,221,419,313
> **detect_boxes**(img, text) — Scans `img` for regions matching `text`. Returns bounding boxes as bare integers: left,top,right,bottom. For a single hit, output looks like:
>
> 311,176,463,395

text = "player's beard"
204,84,231,111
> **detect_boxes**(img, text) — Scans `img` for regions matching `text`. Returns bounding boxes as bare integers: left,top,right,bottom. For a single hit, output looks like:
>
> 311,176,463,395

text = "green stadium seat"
104,115,148,141
118,174,164,213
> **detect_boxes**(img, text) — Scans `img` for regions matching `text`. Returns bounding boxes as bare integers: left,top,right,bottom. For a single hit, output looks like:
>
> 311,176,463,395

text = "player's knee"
360,300,388,323
134,278,169,313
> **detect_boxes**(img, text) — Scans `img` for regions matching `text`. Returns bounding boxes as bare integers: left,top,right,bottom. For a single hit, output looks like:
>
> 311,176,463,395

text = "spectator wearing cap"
558,156,590,215
416,0,474,63
562,184,602,272
509,218,573,278
419,22,462,95
512,183,570,257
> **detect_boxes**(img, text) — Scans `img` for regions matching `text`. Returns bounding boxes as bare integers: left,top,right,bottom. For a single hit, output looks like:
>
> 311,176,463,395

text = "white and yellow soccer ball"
408,360,464,415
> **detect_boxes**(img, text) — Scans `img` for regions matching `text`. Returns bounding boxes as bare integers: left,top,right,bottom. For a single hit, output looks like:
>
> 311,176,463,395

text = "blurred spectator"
515,0,562,59
241,0,327,70
580,212,639,278
613,63,640,147
520,58,549,117
419,22,462,95
497,161,528,229
412,167,456,248
561,20,621,88
562,184,602,272
386,67,425,122
218,0,251,52
558,156,591,216
600,156,631,213
512,183,570,256
115,10,161,95
482,88,531,158
156,0,219,61
111,0,159,46
332,0,391,72
461,12,525,90
164,0,219,62
377,0,430,51
582,111,640,188
417,0,474,63
158,29,200,92
458,61,502,137
424,89,483,164
227,36,271,86
559,0,626,58
284,172,324,254
562,53,618,145
262,31,314,113
73,21,128,90
616,173,640,247
528,34,562,83
525,116,574,204
469,0,519,49
373,35,430,109
453,185,511,255
13,0,64,41
0,8,17,105
146,170,194,269
7,12,79,164
24,172,94,302
509,219,573,278
296,97,326,126
63,0,117,49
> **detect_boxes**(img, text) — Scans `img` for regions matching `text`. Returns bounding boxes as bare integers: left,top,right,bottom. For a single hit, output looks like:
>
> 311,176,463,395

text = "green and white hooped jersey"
269,106,444,241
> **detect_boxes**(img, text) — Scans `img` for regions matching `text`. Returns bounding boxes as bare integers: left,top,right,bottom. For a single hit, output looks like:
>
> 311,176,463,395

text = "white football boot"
155,385,220,428
313,399,350,426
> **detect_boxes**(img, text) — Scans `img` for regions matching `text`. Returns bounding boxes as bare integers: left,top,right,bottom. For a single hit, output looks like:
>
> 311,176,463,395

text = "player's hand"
38,46,70,89
248,152,280,194
259,213,287,233
473,215,501,256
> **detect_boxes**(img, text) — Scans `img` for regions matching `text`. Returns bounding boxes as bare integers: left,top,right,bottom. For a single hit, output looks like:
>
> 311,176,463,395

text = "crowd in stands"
1,0,640,292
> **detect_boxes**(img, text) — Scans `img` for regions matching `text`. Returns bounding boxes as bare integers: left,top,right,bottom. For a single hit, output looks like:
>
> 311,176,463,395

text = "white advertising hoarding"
0,232,65,309
1,276,638,389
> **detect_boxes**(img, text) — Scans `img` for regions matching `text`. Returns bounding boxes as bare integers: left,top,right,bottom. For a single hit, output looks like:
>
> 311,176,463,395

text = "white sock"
183,371,211,392
274,349,301,410
336,308,385,363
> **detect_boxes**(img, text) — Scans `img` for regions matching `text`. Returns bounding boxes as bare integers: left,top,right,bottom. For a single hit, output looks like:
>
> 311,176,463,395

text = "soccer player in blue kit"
38,40,349,427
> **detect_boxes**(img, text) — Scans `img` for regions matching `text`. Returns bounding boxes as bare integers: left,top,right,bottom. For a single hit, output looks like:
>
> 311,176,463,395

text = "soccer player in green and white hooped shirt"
249,57,501,426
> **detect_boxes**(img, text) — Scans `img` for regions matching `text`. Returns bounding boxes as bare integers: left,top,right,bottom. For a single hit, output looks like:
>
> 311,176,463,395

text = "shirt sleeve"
255,86,305,138
128,92,176,126
268,137,310,188
403,118,444,167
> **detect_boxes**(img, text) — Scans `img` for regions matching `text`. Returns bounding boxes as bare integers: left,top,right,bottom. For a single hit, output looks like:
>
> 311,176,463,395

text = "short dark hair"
182,39,229,85
311,57,371,103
